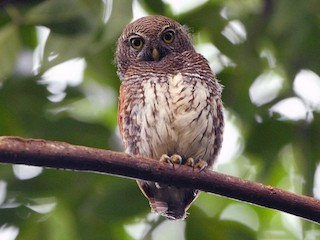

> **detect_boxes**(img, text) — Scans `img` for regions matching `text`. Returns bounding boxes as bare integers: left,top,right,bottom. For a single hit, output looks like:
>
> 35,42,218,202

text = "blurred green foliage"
0,0,320,239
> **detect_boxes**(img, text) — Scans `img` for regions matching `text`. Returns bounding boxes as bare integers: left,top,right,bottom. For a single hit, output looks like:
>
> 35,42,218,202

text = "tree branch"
0,136,319,224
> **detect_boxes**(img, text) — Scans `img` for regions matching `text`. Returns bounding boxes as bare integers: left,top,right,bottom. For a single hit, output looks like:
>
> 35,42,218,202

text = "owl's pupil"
133,39,141,46
165,34,171,41
130,38,143,49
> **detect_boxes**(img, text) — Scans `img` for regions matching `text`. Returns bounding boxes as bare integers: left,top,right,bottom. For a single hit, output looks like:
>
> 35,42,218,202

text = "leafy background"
0,0,320,239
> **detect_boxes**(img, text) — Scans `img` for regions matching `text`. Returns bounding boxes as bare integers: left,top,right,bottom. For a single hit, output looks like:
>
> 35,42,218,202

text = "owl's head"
116,15,194,79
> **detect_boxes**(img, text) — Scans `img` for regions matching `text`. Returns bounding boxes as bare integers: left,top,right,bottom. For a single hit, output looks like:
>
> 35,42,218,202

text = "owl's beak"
152,48,160,61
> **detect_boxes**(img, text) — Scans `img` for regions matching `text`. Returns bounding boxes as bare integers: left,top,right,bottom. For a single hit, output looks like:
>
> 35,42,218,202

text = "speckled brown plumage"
116,16,224,220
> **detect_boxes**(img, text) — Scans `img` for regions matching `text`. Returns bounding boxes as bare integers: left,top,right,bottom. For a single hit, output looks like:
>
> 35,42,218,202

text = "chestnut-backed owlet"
116,15,224,220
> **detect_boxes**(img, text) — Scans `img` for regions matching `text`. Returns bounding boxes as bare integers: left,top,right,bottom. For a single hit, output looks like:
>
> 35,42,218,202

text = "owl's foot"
186,158,208,172
160,154,207,171
160,154,183,167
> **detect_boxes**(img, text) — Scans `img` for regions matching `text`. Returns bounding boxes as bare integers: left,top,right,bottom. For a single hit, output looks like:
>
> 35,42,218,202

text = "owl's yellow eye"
130,37,144,49
162,31,175,44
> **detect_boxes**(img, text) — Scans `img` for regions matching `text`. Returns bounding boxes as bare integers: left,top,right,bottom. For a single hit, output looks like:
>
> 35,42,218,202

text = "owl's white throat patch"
170,73,183,87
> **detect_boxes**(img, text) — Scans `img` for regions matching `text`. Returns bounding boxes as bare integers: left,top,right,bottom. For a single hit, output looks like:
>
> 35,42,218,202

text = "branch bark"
0,136,319,224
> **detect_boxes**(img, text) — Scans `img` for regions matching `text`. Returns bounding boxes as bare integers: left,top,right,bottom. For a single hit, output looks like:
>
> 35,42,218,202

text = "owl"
116,15,224,220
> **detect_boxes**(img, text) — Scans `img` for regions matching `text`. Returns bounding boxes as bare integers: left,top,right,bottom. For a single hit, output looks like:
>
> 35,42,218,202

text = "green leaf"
25,0,96,34
40,33,92,72
140,0,166,15
0,24,20,81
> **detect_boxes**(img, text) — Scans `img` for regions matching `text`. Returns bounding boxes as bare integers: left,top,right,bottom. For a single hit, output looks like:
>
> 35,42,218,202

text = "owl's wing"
117,84,126,147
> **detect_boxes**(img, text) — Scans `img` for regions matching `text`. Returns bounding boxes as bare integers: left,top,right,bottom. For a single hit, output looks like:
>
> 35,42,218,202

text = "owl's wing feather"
118,84,126,148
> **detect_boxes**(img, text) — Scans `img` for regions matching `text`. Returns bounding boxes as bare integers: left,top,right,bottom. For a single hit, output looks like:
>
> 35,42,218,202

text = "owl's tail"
149,199,187,220
137,180,199,220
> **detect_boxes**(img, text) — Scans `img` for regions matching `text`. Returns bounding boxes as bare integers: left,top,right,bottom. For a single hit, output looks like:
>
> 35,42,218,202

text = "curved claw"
160,154,207,172
186,158,208,172
160,154,183,168
195,160,208,172
186,157,195,168
160,154,174,168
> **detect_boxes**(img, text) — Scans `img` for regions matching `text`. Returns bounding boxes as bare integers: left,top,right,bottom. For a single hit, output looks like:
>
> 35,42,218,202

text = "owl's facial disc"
116,16,196,80
126,27,179,62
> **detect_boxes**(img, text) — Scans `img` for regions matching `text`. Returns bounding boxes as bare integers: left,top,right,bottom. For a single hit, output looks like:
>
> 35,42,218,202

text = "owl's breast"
131,72,217,162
